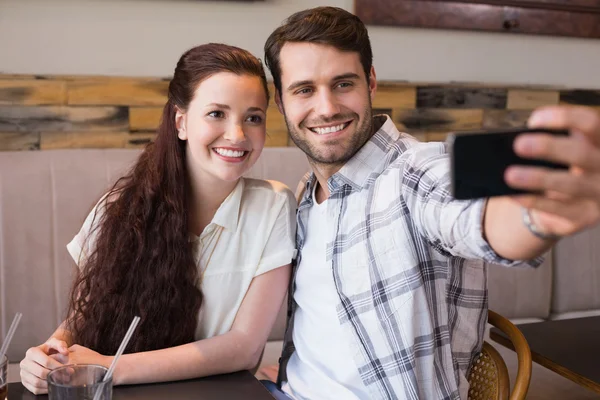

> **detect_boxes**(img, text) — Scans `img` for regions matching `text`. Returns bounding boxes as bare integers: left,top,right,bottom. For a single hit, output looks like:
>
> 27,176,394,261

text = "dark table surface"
7,370,275,400
490,315,600,394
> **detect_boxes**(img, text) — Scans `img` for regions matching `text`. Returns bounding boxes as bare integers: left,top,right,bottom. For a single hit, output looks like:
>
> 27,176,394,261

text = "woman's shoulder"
240,178,297,219
242,177,296,204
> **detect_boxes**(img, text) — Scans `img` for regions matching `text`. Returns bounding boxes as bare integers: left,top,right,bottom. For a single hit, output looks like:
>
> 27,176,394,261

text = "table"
7,370,275,399
490,316,600,394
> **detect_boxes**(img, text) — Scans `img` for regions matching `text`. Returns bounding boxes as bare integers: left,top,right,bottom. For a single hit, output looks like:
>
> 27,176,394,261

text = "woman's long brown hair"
65,43,270,355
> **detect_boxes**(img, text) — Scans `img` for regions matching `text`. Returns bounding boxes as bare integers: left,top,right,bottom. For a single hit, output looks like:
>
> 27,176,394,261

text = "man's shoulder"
383,136,449,172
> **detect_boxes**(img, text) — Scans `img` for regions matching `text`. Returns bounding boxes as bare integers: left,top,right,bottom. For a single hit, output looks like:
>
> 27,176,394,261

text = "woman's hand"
20,338,69,395
62,344,112,370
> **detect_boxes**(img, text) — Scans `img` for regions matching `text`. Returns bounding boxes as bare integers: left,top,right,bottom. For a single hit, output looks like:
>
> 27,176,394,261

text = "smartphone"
448,127,569,200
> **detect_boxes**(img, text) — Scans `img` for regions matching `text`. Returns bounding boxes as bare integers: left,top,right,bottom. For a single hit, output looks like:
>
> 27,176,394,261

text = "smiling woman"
19,43,296,395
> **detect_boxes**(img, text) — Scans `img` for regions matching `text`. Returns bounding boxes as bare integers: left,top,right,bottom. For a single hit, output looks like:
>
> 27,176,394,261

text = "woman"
20,43,295,394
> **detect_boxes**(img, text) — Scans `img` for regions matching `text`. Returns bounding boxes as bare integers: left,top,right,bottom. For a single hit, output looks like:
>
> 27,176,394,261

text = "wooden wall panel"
0,80,66,106
0,106,128,132
67,79,168,106
0,73,596,151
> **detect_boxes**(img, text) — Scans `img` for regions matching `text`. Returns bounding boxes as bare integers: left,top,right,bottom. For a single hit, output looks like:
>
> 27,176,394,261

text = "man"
261,6,600,400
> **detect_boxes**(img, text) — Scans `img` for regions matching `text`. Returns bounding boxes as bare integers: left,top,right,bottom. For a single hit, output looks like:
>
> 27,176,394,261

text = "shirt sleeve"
66,197,106,268
255,187,297,277
400,141,543,268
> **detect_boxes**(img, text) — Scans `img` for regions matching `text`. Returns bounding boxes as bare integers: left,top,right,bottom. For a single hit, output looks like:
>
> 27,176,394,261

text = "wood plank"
126,133,157,149
266,105,289,147
560,90,600,106
265,129,289,147
129,107,163,131
0,73,170,82
483,110,533,128
395,109,483,133
373,85,416,109
425,132,451,142
417,86,507,109
51,75,170,82
0,80,66,105
267,82,276,98
507,89,559,109
373,108,393,119
409,132,427,142
40,131,156,149
0,106,129,132
355,0,600,39
0,131,40,150
0,74,40,80
67,79,169,106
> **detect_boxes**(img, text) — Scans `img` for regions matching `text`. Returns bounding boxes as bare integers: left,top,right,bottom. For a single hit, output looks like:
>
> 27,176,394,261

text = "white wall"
1,0,599,89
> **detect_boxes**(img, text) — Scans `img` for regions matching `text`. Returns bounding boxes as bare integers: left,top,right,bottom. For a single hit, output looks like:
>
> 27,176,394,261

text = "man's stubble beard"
282,100,374,169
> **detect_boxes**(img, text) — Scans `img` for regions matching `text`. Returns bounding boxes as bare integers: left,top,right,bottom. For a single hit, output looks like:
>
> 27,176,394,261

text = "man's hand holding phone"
449,105,600,239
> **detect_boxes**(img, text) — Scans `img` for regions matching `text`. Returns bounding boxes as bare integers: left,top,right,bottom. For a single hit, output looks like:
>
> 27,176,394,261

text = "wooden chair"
467,310,532,400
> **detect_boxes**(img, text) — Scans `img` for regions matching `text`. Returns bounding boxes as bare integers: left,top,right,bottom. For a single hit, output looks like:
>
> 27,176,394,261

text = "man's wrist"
521,207,561,241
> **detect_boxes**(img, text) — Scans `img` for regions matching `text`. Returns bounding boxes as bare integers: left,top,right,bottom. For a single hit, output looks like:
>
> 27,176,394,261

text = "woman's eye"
247,115,263,124
208,110,225,118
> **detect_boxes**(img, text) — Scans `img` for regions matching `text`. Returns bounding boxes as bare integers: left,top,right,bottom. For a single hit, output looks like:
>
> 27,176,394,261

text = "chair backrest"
468,342,510,400
468,310,532,400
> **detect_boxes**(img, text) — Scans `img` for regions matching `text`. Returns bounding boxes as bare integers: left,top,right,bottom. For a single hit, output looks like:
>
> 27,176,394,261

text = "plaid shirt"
277,115,540,399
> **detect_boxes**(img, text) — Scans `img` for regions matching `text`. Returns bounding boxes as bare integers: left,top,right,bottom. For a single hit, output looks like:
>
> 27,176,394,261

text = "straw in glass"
0,312,23,361
92,315,140,400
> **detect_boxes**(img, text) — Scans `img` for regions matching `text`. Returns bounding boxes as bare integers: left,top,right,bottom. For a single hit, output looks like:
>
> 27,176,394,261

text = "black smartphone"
448,127,569,200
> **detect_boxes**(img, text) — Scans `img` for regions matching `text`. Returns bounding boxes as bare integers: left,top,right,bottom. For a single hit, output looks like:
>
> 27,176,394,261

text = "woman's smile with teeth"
310,122,350,135
213,148,247,158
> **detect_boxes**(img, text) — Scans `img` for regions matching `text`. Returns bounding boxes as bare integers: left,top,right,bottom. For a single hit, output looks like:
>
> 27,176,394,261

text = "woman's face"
176,72,268,185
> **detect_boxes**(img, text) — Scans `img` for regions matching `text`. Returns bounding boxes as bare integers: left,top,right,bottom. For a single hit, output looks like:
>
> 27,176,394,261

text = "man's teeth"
214,148,246,158
312,123,346,135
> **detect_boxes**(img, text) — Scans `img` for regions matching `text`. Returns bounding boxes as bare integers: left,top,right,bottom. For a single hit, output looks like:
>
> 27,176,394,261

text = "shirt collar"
302,115,403,199
210,177,244,231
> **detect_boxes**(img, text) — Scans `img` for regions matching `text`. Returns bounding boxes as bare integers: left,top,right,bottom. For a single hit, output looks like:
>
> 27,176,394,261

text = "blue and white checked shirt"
277,115,541,399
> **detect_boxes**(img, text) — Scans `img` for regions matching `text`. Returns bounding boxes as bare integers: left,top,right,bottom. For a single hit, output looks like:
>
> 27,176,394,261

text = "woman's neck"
187,171,239,237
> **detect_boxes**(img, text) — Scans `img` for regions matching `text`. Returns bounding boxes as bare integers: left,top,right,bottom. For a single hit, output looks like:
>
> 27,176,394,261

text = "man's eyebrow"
286,73,362,92
332,73,361,81
287,80,313,92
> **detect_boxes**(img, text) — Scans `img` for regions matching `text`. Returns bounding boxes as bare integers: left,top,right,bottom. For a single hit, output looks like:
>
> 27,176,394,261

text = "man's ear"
274,90,284,115
368,66,377,102
175,106,187,140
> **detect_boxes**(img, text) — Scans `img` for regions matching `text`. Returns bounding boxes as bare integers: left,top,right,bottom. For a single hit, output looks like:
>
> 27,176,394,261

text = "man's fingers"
529,106,600,146
505,166,600,199
513,132,600,172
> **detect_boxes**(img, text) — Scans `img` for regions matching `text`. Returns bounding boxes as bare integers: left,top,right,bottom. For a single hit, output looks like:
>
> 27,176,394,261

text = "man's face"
276,42,377,168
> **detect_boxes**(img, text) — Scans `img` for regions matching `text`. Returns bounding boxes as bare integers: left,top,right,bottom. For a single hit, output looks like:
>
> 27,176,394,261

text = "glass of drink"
47,364,112,400
0,355,7,400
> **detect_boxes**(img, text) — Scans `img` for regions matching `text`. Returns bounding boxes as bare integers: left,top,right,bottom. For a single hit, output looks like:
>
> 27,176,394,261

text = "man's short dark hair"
264,6,373,95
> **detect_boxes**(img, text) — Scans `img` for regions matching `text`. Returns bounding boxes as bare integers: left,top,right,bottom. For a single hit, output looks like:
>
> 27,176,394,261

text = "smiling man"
261,6,600,400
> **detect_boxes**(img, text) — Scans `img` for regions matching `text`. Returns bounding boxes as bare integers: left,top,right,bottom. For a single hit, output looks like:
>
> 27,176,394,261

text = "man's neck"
309,114,385,204
311,165,336,204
